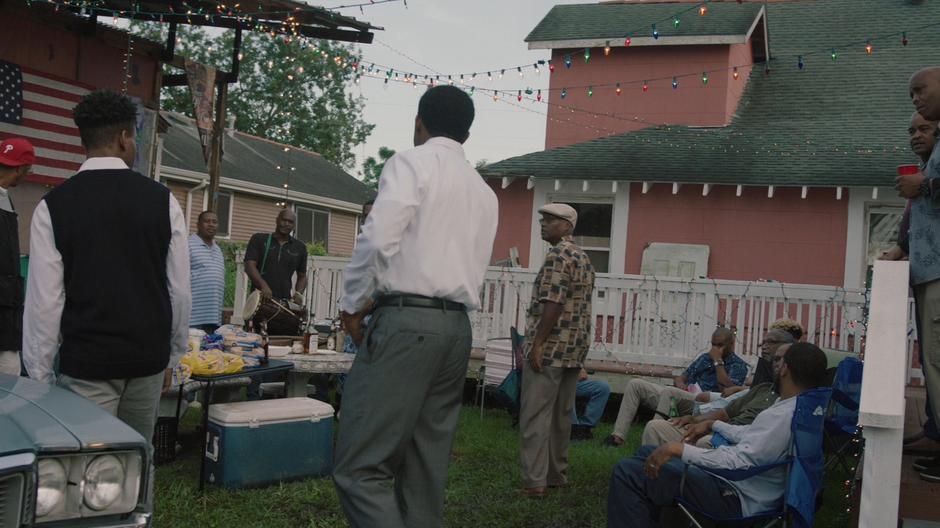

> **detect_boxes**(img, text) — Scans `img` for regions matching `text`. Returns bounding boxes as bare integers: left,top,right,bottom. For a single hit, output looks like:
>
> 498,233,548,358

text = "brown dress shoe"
516,486,548,498
903,436,940,456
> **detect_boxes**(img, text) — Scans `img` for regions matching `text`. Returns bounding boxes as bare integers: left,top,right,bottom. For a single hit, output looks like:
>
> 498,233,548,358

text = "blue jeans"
571,379,611,428
607,445,742,528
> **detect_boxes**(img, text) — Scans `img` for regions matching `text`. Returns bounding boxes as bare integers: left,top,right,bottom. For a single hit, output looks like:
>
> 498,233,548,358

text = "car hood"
0,374,145,454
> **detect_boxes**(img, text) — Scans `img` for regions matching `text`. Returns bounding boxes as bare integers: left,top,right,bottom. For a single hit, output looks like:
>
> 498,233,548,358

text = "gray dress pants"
333,305,472,528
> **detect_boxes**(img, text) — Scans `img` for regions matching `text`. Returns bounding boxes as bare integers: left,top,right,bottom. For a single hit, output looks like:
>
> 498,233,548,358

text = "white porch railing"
232,254,922,381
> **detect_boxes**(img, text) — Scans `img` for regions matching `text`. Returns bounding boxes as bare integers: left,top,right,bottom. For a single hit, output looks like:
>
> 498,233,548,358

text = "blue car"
0,373,152,527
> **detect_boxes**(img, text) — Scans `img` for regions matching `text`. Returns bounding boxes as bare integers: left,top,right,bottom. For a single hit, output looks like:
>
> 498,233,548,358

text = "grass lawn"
154,397,853,527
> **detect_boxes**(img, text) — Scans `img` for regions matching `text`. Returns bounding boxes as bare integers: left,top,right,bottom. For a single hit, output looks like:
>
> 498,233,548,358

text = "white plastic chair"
476,337,516,417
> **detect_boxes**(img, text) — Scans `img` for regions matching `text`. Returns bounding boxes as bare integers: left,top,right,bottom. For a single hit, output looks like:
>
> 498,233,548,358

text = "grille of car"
0,472,25,527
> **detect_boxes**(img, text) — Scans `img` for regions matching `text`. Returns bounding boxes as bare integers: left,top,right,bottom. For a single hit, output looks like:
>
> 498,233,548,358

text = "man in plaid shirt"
518,203,595,497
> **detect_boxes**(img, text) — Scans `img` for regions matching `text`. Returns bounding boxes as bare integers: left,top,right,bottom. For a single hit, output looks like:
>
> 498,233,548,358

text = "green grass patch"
154,404,851,527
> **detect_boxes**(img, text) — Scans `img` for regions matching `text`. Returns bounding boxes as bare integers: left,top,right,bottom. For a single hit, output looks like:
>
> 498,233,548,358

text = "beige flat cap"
538,203,578,228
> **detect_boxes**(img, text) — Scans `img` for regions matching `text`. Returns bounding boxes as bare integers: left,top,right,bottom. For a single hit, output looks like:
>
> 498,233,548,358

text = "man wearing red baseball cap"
0,136,34,376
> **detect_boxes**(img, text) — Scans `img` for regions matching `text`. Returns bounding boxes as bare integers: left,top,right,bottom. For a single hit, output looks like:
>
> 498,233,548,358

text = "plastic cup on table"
898,164,920,176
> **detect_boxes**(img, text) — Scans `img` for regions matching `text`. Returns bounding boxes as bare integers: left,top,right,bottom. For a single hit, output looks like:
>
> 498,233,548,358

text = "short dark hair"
782,342,828,389
73,90,137,150
197,210,217,222
418,86,474,143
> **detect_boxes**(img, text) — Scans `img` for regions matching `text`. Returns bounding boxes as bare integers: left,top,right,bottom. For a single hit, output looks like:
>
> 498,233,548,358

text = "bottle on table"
303,321,318,354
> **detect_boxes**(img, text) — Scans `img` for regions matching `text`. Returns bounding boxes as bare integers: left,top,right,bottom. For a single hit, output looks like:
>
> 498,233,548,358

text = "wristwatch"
713,359,725,368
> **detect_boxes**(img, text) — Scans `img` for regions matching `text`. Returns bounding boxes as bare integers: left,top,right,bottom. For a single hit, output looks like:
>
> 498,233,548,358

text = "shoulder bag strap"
260,234,272,275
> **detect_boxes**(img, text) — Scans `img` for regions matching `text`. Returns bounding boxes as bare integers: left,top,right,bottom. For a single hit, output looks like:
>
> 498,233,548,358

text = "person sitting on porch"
606,342,828,528
769,318,804,342
602,327,748,447
641,342,791,449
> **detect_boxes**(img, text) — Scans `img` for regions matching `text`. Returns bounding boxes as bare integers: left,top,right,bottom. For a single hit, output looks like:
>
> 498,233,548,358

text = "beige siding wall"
165,181,205,234
228,192,281,243
329,211,358,257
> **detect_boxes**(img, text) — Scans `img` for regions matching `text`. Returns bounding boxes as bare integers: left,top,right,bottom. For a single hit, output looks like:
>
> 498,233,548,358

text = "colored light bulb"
699,5,707,16
798,56,805,70
564,55,572,68
831,48,837,60
561,88,567,99
604,41,611,56
625,36,632,47
588,86,593,97
615,83,622,96
674,17,680,28
702,72,708,85
642,80,648,92
865,40,873,55
652,24,659,39
732,67,739,80
902,32,909,46
584,48,591,63
672,76,678,89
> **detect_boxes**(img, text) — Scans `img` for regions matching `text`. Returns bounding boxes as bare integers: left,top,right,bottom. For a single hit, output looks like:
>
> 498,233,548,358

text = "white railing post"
231,250,248,324
858,260,909,528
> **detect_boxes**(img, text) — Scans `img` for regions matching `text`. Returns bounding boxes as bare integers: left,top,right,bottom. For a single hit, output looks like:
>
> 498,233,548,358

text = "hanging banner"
184,58,216,163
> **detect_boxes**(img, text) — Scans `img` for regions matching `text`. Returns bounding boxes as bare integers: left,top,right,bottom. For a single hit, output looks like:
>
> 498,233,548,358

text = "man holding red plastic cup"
905,68,940,481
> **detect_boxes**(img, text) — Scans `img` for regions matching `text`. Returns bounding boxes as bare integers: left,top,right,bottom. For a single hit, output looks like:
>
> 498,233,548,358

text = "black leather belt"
375,294,466,311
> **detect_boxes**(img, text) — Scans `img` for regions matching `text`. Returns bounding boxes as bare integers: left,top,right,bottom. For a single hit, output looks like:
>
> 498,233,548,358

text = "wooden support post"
735,185,743,197
206,81,227,212
611,181,618,193
858,260,909,528
526,177,535,190
642,182,652,194
702,184,712,197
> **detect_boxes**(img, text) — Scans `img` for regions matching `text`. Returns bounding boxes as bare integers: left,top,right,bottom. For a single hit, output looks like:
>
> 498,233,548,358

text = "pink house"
482,0,921,290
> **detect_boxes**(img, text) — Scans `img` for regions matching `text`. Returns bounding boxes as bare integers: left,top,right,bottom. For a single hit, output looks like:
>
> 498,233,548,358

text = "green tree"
131,23,373,170
361,146,395,190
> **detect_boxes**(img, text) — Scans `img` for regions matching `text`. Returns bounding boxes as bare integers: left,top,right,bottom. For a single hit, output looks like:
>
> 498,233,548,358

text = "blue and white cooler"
204,397,334,488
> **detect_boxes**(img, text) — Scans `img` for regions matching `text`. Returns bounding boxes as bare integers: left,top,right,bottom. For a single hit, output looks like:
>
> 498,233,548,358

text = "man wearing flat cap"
0,137,34,376
518,203,595,497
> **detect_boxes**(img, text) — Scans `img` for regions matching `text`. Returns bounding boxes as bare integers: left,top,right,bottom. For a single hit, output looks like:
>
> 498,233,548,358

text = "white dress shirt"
340,137,498,313
22,157,191,383
0,185,12,213
681,396,796,516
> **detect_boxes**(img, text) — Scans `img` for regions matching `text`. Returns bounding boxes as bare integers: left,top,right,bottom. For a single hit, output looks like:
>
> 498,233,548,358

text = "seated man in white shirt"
607,342,828,528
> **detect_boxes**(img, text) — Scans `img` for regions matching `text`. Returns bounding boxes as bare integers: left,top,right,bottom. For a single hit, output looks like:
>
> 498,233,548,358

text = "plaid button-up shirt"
525,237,595,368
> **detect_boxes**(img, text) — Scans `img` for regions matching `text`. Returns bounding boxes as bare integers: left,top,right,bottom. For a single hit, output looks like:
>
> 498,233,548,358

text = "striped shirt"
188,234,225,327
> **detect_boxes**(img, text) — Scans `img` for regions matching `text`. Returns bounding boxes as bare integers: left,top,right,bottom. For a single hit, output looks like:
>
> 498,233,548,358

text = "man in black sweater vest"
22,90,191,445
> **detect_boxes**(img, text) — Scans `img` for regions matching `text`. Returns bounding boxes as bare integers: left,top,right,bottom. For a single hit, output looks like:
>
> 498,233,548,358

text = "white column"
843,188,866,289
610,182,630,275
858,260,909,528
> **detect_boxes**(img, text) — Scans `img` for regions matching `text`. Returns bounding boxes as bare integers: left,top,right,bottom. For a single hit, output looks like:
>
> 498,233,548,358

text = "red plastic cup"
898,164,920,176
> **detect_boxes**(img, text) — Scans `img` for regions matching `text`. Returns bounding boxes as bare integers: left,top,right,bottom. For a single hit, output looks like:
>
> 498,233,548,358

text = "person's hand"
708,345,724,362
896,171,926,199
291,291,305,306
260,284,273,300
670,415,694,428
879,246,907,261
694,392,711,403
644,442,682,479
341,308,370,345
529,342,545,373
682,421,713,445
161,368,173,395
578,368,589,381
721,386,745,398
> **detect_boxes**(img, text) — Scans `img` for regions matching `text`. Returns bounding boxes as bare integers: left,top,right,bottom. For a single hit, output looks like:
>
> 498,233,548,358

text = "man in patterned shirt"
518,203,595,497
603,327,748,447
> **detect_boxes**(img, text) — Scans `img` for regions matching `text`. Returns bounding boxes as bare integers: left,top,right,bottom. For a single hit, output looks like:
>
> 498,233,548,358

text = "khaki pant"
57,371,164,443
641,419,713,448
0,350,20,376
519,362,580,488
915,279,940,434
612,379,697,439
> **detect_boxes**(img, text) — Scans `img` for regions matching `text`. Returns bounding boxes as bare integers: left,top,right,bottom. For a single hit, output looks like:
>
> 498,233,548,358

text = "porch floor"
900,386,940,525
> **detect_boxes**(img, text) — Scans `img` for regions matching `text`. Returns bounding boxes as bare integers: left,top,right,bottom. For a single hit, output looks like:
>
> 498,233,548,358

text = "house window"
296,206,330,248
865,204,904,279
555,201,613,273
215,192,232,237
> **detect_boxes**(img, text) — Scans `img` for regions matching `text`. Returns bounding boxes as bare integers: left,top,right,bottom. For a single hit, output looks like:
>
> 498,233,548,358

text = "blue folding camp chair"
676,387,832,528
824,357,863,474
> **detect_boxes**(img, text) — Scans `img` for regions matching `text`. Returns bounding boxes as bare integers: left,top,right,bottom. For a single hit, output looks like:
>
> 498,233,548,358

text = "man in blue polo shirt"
603,328,748,447
189,210,225,334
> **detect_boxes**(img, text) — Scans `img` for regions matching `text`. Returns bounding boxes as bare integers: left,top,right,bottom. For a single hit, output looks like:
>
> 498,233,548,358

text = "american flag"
0,60,88,185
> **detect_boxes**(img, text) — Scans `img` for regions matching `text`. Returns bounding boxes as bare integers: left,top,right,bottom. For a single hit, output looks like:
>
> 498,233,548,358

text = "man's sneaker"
602,434,624,448
913,456,940,472
920,464,940,483
570,425,594,441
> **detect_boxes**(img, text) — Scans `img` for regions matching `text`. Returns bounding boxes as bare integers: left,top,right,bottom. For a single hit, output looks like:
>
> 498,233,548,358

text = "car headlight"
36,458,67,517
83,455,125,511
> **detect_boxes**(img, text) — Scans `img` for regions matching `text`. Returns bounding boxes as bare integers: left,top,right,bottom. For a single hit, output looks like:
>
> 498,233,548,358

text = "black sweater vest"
44,169,172,380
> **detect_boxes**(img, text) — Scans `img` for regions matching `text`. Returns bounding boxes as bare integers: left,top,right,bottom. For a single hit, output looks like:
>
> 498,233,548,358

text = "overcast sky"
334,0,586,173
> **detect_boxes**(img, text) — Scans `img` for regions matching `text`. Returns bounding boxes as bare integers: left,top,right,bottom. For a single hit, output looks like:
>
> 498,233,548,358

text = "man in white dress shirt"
22,90,190,444
333,85,498,528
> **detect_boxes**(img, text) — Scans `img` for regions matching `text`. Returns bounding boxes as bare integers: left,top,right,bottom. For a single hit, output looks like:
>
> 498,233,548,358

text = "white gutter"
159,165,366,214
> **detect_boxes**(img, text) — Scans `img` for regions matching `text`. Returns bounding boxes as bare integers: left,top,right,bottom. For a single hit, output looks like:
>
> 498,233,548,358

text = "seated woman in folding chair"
607,343,829,528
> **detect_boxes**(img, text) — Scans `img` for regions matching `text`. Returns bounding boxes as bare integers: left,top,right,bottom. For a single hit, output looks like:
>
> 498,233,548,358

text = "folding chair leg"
675,503,706,528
